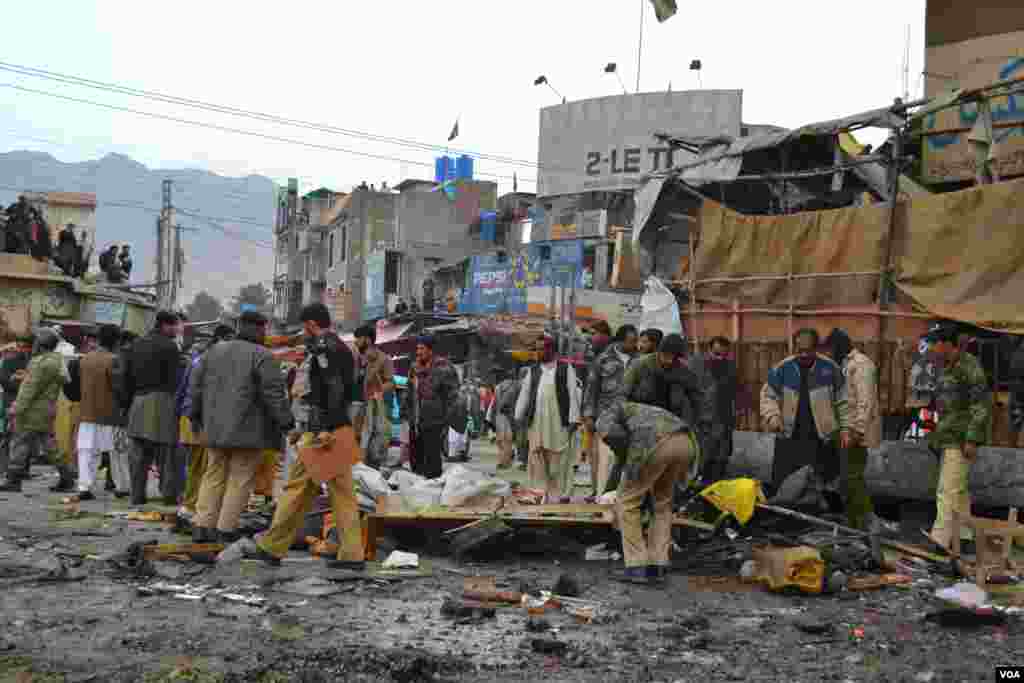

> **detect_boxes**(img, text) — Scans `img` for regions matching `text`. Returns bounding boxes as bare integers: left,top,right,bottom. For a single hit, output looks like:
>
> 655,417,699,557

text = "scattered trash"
552,572,581,598
107,540,157,579
794,616,833,635
530,638,568,655
584,543,621,562
747,545,825,594
217,537,259,565
847,574,913,592
382,550,419,569
440,596,497,623
138,581,266,605
827,571,848,593
935,582,990,610
277,577,351,597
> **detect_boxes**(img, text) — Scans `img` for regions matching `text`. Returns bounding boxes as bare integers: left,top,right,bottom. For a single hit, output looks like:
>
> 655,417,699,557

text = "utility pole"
158,179,174,309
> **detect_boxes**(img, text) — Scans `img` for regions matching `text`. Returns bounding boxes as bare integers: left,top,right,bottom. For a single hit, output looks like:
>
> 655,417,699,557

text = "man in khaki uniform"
189,312,292,543
598,400,697,586
245,303,360,569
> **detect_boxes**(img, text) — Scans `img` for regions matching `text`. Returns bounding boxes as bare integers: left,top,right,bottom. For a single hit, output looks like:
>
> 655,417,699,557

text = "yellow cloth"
55,395,80,468
179,416,200,446
700,478,767,525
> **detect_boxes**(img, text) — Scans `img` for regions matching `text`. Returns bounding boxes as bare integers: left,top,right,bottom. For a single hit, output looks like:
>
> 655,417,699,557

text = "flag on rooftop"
649,0,678,23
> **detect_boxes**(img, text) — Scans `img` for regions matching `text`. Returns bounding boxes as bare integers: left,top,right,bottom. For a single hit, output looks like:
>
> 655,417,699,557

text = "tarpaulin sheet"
692,199,889,306
893,177,1024,334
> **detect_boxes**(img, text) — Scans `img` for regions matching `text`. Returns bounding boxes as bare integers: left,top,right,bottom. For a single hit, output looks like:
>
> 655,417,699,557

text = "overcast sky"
0,0,926,207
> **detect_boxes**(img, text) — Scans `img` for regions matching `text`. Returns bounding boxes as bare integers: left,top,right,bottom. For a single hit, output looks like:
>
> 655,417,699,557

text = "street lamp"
534,75,566,103
690,59,703,88
604,63,628,94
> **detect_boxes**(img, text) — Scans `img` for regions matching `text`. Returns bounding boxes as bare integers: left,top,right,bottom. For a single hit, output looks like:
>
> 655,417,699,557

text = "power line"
0,182,275,249
0,81,535,184
0,60,547,172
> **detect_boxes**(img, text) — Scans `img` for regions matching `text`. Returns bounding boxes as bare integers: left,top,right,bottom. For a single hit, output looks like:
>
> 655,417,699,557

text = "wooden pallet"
365,495,713,560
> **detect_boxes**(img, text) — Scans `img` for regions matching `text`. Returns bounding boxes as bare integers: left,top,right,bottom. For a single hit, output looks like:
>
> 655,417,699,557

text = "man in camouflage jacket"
598,400,698,586
924,324,991,550
582,325,638,494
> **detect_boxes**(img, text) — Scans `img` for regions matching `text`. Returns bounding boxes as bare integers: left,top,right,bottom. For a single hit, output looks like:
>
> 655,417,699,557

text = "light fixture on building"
604,63,628,94
689,59,703,88
534,75,566,103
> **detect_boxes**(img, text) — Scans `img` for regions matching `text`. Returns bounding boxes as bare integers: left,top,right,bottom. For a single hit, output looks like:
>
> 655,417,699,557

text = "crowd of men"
2,195,131,282
0,304,1004,584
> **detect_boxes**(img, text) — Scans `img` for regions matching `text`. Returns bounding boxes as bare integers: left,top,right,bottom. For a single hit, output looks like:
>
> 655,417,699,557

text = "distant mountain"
0,150,277,306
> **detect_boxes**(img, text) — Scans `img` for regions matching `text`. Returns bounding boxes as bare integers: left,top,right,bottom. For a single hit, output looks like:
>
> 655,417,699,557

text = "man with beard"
823,328,881,530
617,333,713,493
245,303,362,569
582,325,638,495
73,324,123,500
403,335,460,479
703,337,738,484
352,324,394,469
515,335,582,502
761,328,849,497
119,311,182,505
0,329,65,492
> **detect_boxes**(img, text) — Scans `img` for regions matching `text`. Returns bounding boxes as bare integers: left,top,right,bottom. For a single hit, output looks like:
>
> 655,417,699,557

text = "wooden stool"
950,507,1024,588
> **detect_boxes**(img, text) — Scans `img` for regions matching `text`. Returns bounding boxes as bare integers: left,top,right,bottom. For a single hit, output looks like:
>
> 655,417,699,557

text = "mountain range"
0,150,277,306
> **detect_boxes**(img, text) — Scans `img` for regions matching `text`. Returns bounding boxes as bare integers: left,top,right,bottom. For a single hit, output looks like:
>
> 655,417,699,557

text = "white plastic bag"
640,275,683,336
389,469,427,492
352,463,390,501
401,478,445,511
440,465,511,507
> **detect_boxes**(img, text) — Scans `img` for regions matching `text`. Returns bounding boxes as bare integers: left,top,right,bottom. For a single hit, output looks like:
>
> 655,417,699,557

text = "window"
339,224,347,262
539,245,552,260
328,232,335,268
329,194,336,209
294,232,299,250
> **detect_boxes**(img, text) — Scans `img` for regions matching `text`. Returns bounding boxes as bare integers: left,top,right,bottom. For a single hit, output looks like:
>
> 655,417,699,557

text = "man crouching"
597,400,698,586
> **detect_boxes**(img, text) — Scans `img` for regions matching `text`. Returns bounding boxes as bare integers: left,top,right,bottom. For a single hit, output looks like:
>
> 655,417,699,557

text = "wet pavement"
0,442,1021,682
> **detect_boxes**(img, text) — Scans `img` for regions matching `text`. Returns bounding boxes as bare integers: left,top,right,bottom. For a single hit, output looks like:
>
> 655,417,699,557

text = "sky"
0,0,927,221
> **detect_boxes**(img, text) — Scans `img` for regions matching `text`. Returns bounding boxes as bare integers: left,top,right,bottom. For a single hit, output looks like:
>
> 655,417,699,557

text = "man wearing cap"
0,329,65,492
598,400,698,585
924,323,991,551
245,303,363,569
189,312,292,543
178,324,235,517
404,334,460,479
823,328,881,530
583,325,638,495
119,311,182,505
624,334,714,456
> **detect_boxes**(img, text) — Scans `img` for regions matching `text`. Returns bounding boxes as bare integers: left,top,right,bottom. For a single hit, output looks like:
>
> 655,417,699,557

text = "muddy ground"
0,442,1021,683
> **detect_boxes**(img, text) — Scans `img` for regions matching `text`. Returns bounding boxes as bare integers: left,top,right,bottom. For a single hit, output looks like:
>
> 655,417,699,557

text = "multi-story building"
272,182,346,326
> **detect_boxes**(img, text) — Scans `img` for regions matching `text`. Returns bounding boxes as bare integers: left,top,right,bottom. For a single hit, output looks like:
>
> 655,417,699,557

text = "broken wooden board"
846,574,913,592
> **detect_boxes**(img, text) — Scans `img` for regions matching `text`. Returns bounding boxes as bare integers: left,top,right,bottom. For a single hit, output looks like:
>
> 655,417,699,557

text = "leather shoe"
76,491,96,501
49,479,75,493
192,527,216,544
324,559,366,571
218,530,242,544
611,567,651,585
241,544,282,567
648,566,669,585
0,478,23,493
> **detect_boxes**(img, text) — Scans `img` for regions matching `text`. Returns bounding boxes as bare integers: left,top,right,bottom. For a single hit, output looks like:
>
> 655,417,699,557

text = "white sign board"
536,90,743,198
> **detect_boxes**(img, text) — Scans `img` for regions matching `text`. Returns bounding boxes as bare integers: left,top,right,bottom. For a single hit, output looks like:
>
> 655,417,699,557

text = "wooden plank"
846,574,913,592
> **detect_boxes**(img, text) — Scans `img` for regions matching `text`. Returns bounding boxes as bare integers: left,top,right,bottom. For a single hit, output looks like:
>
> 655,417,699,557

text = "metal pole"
635,0,644,93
